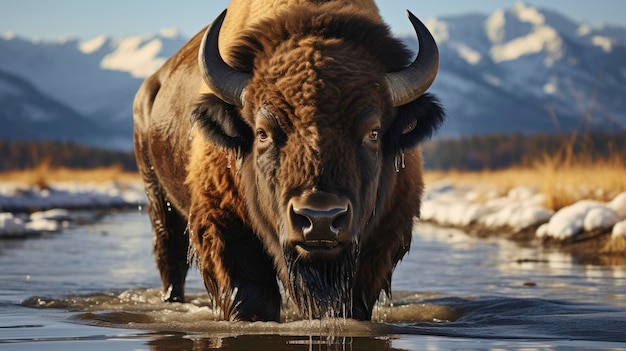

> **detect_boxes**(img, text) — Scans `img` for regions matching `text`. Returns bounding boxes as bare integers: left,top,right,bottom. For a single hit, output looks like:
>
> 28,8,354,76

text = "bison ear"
388,93,445,150
191,94,253,151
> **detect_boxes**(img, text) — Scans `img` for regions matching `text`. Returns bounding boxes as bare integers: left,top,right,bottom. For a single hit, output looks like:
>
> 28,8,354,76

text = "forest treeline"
1,130,625,172
0,140,138,171
421,130,626,170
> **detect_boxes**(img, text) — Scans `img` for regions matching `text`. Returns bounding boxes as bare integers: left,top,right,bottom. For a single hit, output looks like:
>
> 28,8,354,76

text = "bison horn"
198,9,250,107
385,11,439,107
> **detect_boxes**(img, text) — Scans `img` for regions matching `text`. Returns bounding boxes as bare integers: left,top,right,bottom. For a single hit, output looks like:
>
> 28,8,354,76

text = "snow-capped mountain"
0,29,188,149
423,3,626,136
1,3,625,149
0,68,109,145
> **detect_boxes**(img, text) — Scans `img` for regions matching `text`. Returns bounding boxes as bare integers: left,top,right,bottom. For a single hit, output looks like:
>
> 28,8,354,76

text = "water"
1,212,625,350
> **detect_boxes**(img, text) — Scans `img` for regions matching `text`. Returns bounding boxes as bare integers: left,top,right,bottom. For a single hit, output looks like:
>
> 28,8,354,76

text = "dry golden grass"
424,151,626,211
0,160,140,189
2,146,625,213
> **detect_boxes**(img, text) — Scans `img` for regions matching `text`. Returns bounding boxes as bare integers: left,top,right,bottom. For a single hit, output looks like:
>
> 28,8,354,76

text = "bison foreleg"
142,177,190,302
192,215,281,322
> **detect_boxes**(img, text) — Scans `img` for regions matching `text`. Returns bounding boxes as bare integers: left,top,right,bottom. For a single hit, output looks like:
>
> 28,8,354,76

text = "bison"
133,0,444,322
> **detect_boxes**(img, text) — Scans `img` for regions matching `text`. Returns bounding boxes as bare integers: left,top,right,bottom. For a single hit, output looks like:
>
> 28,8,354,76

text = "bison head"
192,5,444,318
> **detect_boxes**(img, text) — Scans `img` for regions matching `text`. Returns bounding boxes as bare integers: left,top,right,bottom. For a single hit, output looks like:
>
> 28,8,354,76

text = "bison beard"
284,246,357,319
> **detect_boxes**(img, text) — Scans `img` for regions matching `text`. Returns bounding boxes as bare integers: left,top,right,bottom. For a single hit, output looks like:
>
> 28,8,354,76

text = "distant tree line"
0,140,138,171
2,131,625,172
421,130,626,171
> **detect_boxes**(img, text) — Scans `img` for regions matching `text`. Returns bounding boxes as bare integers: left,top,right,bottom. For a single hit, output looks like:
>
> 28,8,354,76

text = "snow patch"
537,200,604,239
79,35,107,54
591,35,613,53
453,43,482,65
577,24,592,36
537,193,626,240
159,28,179,39
2,31,16,40
100,37,166,78
512,2,546,26
608,192,626,217
490,25,563,63
425,18,449,43
421,184,552,230
485,9,505,43
483,74,502,87
583,207,620,232
543,76,558,95
0,182,146,238
613,220,626,238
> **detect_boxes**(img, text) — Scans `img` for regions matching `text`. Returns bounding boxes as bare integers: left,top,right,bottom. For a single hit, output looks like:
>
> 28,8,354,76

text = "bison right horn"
198,9,251,107
385,10,439,107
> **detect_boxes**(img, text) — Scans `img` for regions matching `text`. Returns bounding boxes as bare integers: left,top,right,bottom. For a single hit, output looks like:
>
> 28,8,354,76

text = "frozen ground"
421,181,626,241
0,181,146,238
1,179,625,245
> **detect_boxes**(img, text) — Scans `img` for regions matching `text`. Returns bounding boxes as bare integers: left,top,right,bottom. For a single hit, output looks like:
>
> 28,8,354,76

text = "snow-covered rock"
0,182,146,212
0,181,147,238
538,200,604,239
422,182,625,244
612,220,626,238
583,206,621,232
537,192,626,240
608,192,626,218
421,183,552,230
0,212,26,237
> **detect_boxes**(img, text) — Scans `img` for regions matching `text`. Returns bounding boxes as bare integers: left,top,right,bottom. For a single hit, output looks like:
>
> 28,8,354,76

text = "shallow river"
1,211,625,350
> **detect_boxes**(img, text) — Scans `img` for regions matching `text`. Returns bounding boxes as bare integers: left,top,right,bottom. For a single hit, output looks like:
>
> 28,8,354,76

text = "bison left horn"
385,10,439,107
198,9,250,107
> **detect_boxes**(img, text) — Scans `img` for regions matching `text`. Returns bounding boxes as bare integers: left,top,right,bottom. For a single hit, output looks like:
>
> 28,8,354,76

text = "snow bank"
421,183,553,230
0,181,146,212
612,220,626,238
0,181,146,238
537,192,626,240
421,182,626,243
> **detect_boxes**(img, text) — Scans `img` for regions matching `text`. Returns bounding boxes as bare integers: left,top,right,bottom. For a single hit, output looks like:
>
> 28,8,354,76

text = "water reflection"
144,334,407,351
2,212,626,350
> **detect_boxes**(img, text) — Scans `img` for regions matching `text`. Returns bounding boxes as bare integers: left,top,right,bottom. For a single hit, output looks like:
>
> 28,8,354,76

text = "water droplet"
189,121,197,141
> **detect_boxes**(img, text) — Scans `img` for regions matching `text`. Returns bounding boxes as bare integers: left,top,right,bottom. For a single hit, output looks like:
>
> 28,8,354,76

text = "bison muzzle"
133,0,445,322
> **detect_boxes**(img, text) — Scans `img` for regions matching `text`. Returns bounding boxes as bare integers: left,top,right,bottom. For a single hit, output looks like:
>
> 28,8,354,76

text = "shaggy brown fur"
133,0,444,321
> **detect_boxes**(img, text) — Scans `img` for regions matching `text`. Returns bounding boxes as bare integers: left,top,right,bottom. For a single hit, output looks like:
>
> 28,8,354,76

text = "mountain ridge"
1,3,625,149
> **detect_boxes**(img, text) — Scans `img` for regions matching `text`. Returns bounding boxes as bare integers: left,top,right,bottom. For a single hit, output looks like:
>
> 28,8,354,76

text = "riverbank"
420,180,626,264
1,167,625,264
0,179,146,238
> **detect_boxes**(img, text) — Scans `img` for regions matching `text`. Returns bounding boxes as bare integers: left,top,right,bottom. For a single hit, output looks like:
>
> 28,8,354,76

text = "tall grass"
424,133,626,211
0,158,140,188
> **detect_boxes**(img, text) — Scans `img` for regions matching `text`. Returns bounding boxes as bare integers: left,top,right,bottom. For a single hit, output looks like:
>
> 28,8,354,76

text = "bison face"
192,7,444,318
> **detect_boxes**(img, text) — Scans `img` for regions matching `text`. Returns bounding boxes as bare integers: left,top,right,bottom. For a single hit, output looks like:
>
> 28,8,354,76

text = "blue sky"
2,0,625,40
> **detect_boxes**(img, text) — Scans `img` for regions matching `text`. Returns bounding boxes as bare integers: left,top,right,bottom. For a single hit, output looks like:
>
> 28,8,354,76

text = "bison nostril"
331,208,350,234
290,205,313,233
289,203,351,245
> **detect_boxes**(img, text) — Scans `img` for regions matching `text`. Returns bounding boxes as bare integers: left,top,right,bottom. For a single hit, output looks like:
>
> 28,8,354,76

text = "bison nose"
288,196,352,248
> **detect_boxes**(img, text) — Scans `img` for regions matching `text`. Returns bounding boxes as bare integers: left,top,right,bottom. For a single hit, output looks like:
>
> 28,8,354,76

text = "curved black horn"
198,9,251,107
385,11,439,107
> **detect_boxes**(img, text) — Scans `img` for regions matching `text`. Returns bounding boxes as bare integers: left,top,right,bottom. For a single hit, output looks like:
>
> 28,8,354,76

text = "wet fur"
134,1,444,322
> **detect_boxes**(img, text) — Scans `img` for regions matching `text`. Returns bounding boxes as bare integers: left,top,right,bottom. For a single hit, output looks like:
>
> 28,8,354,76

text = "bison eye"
256,128,270,142
367,128,380,142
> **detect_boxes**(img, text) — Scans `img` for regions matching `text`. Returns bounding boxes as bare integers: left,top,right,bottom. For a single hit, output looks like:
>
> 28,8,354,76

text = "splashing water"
394,149,406,172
